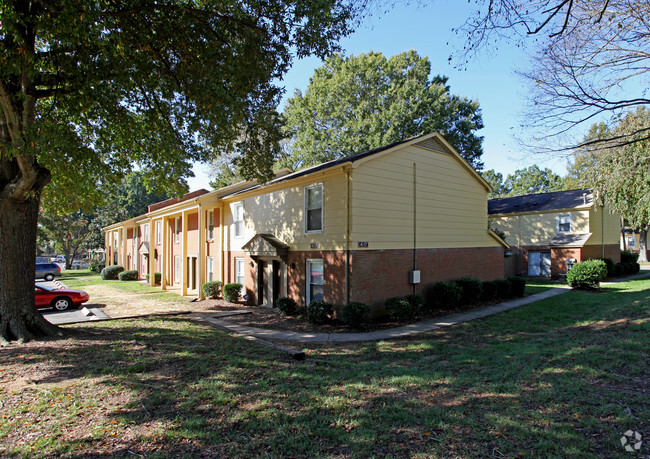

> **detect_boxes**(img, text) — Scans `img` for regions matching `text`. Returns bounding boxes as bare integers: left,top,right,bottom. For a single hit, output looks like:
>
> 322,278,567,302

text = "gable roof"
488,189,593,216
222,132,490,198
147,189,210,213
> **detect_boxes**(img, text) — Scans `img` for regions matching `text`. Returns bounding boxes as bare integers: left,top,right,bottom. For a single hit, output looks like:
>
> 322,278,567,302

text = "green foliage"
566,259,608,289
455,276,483,305
599,258,616,278
503,165,566,197
494,279,512,298
621,250,639,264
482,169,508,198
423,281,462,311
281,51,484,171
385,297,417,322
506,277,527,297
341,302,370,330
276,297,299,316
621,262,641,275
38,211,95,268
223,283,243,303
118,270,139,281
480,281,498,301
405,294,425,311
306,300,333,325
89,261,105,273
614,263,624,277
101,265,124,280
202,281,222,299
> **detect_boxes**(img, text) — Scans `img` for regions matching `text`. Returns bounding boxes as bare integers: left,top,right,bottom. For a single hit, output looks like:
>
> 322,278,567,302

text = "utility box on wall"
409,270,421,284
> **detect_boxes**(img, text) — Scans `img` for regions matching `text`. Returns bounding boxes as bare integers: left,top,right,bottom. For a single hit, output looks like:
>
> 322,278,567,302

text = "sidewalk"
201,270,650,343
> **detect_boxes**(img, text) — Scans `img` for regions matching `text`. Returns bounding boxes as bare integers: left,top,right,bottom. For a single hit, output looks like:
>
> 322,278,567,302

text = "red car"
35,283,90,311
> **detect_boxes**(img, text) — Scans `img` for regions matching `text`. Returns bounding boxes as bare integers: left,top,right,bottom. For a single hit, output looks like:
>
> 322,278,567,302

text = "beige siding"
224,173,348,252
350,142,495,249
587,205,622,246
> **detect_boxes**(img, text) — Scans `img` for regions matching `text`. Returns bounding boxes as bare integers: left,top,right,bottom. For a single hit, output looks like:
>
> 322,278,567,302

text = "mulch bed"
197,297,509,334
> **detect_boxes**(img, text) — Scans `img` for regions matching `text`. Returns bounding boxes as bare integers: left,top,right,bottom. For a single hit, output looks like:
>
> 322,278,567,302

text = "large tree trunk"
0,195,63,345
639,227,648,263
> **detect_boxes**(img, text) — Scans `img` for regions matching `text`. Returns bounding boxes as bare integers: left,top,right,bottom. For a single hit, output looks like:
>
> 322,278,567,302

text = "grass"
1,276,648,457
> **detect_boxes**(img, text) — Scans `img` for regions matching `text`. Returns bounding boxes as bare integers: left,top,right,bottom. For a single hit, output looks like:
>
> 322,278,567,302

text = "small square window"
557,213,571,233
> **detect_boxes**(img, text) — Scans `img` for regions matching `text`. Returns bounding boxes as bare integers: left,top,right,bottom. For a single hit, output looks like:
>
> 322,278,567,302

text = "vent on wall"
414,137,449,155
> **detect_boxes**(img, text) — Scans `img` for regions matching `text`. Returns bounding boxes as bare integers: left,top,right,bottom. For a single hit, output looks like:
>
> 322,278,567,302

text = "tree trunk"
0,195,63,345
639,227,648,263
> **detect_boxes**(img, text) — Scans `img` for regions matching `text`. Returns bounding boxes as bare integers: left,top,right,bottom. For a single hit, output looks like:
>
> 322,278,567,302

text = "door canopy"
242,234,290,259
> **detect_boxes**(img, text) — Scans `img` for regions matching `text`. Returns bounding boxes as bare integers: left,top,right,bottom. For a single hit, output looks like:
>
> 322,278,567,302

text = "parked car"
35,283,90,311
51,255,65,263
35,263,62,281
70,260,89,270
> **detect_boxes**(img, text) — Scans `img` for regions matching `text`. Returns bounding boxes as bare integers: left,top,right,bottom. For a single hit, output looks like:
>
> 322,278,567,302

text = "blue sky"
187,1,572,190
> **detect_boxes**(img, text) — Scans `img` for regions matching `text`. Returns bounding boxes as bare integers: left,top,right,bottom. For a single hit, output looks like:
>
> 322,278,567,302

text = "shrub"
405,294,425,311
89,261,105,273
202,281,222,299
621,262,638,274
456,276,482,305
385,296,417,321
621,250,639,264
507,276,527,297
614,263,624,277
566,259,608,289
630,262,641,274
342,302,370,330
146,272,162,285
118,270,138,281
223,283,242,302
494,279,511,298
480,281,498,301
276,296,298,316
424,281,461,311
306,300,333,325
101,265,124,280
599,257,616,278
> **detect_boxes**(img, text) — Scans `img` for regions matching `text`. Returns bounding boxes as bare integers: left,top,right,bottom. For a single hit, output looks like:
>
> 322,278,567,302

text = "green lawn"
1,276,648,457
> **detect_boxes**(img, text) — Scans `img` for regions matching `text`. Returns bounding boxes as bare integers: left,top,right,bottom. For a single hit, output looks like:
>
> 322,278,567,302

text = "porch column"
198,207,206,299
120,228,126,267
161,217,168,290
182,210,188,296
149,218,156,286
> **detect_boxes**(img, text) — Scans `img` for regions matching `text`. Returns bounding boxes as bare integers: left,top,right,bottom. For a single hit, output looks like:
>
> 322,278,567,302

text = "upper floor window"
156,221,161,244
305,184,323,233
233,203,244,238
142,224,149,242
207,210,214,240
557,213,571,233
174,217,181,243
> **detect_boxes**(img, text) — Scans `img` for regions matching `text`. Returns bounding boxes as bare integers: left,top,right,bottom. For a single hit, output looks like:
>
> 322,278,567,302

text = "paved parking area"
42,307,110,324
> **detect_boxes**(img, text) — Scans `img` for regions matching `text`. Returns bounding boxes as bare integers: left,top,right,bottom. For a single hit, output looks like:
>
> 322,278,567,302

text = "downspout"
601,203,605,258
345,167,351,305
220,204,225,286
413,163,417,294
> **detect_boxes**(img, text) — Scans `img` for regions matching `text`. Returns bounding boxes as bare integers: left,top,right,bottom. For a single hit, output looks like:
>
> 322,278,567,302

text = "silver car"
35,263,62,281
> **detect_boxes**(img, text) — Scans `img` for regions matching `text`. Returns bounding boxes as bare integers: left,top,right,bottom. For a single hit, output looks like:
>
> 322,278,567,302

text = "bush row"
568,251,641,289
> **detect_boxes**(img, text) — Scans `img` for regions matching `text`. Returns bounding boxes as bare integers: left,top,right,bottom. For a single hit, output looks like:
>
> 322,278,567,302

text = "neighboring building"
489,189,621,278
621,225,649,259
105,132,508,312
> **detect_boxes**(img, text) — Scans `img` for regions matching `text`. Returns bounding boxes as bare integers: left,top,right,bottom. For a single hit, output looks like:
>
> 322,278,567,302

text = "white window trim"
557,213,572,233
156,221,161,244
174,217,180,243
304,183,324,234
233,203,244,239
306,258,324,304
207,210,214,241
235,257,245,285
207,257,214,282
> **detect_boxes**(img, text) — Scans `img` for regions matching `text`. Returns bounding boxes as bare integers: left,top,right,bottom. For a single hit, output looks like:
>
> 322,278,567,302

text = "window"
207,210,214,240
557,213,571,233
142,224,149,242
528,251,551,276
141,253,148,275
207,257,214,282
233,203,244,238
305,184,323,233
307,259,324,304
156,221,161,244
174,217,181,243
235,257,245,285
627,235,636,247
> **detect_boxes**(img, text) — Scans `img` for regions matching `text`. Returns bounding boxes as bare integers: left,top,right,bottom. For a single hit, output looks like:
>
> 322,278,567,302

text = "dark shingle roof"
488,189,593,215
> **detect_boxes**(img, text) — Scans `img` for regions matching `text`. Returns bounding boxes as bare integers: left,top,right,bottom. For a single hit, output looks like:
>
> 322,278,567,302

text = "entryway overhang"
138,242,150,255
242,234,290,259
549,232,592,248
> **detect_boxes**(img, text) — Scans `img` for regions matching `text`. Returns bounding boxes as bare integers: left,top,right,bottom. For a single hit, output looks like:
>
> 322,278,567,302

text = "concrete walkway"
201,270,650,343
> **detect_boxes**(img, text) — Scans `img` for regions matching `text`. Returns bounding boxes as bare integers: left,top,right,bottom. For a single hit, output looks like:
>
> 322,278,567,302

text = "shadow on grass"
2,278,648,457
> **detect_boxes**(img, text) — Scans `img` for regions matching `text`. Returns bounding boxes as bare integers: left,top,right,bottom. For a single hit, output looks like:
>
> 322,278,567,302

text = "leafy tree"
0,0,359,344
454,1,650,152
281,51,484,170
482,169,508,198
577,108,650,262
38,212,94,269
503,165,565,197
